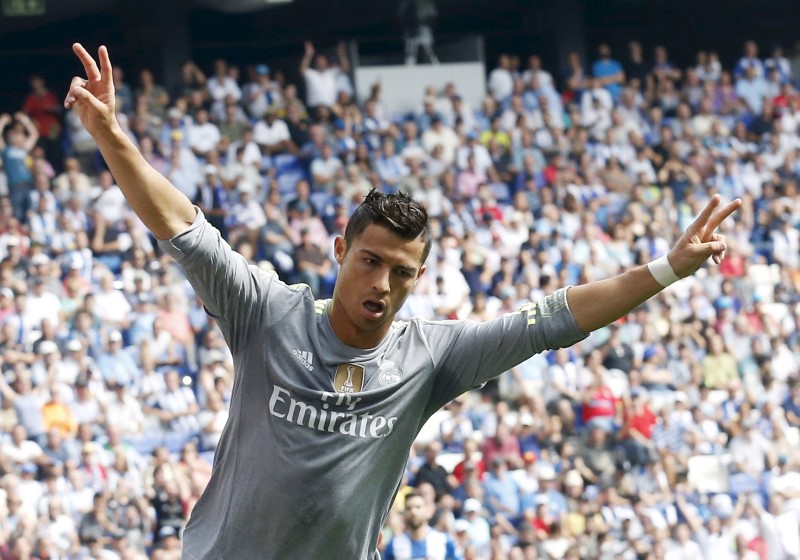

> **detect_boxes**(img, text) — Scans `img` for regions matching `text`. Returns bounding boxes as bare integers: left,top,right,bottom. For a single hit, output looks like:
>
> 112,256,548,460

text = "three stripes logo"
293,349,314,371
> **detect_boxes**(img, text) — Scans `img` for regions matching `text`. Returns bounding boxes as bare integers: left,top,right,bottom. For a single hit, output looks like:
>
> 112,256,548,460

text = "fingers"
73,43,101,82
695,233,727,265
64,77,87,108
65,81,106,114
98,45,113,86
704,198,743,236
687,194,720,237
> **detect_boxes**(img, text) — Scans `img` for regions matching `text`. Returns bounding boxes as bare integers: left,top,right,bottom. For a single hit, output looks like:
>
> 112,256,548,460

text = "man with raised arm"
64,44,741,560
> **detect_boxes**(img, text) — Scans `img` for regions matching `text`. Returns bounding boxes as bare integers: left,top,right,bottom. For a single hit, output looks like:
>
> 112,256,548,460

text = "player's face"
331,224,426,348
404,496,429,530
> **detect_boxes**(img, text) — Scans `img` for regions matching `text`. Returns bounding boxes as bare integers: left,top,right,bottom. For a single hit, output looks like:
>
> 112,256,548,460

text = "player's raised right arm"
64,43,195,240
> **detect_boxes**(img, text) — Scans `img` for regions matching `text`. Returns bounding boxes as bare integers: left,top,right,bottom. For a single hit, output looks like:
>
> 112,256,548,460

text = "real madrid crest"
377,360,403,387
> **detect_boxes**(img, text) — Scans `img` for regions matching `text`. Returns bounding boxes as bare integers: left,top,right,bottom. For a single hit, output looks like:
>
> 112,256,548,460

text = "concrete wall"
354,61,486,117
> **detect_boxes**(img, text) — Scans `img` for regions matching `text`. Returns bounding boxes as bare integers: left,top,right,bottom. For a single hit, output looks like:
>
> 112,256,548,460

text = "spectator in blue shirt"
592,43,626,102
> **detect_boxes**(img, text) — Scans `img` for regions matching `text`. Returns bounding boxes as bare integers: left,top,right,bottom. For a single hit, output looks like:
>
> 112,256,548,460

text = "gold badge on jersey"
333,364,365,393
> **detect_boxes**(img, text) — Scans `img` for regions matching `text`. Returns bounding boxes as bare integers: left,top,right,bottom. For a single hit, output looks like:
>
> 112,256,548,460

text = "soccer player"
64,44,740,559
383,491,461,560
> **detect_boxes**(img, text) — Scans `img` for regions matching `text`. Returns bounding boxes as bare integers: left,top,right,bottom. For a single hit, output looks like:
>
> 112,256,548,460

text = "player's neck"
327,297,390,349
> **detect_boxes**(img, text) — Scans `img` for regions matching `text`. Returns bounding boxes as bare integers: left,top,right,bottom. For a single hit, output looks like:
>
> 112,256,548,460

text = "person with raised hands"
64,43,741,560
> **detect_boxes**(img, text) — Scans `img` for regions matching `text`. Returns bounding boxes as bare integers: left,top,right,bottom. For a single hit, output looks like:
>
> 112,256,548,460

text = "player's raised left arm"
567,195,742,333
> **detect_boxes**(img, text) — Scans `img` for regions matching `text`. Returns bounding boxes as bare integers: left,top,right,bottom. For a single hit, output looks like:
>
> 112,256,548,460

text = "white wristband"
648,255,681,287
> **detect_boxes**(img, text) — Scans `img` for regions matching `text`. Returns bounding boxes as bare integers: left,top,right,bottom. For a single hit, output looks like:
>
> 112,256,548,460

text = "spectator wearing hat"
460,497,490,556
28,326,61,374
244,63,282,120
96,330,138,389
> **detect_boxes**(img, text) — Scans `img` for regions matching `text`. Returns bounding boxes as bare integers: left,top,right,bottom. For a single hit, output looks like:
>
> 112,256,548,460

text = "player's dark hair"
345,189,432,263
404,490,425,505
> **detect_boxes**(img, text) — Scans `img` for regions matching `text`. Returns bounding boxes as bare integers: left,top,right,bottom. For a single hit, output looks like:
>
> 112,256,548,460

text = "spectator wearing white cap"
461,498,491,557
96,330,138,388
30,338,72,387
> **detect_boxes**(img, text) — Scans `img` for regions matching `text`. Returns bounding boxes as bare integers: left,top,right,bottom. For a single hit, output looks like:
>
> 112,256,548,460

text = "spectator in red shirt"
450,437,486,485
582,369,618,432
618,388,657,466
481,421,523,470
22,75,62,168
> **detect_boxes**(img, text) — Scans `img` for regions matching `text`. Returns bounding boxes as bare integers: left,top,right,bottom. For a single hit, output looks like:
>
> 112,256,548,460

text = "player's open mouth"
363,300,385,316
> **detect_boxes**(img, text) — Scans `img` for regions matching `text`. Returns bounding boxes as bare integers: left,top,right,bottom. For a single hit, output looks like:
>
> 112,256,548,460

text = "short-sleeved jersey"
383,528,461,560
158,211,587,559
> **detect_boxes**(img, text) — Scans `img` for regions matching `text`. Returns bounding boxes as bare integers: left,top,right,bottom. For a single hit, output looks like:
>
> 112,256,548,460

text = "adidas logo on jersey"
292,349,314,371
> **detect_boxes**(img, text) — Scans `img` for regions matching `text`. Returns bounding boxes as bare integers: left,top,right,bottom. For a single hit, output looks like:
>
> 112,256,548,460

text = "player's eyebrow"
359,249,416,274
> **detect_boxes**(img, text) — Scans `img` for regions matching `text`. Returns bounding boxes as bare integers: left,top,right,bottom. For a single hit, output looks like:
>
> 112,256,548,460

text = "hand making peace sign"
667,194,742,278
63,43,117,138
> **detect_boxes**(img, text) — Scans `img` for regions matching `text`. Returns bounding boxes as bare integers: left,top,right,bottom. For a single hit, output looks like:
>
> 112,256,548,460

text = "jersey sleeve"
420,287,588,408
157,209,305,352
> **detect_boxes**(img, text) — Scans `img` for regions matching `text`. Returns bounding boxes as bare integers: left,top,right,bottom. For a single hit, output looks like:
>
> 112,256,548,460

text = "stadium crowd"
0,36,799,559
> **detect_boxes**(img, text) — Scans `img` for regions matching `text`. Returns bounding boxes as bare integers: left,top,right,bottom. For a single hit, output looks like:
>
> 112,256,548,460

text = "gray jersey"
158,211,587,559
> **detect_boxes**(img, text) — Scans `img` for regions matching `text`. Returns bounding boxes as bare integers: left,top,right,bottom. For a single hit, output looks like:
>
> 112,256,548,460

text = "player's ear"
415,264,426,285
334,236,346,265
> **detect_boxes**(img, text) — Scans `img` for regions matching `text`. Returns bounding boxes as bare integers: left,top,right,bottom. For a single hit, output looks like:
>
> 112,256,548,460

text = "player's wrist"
648,254,681,287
